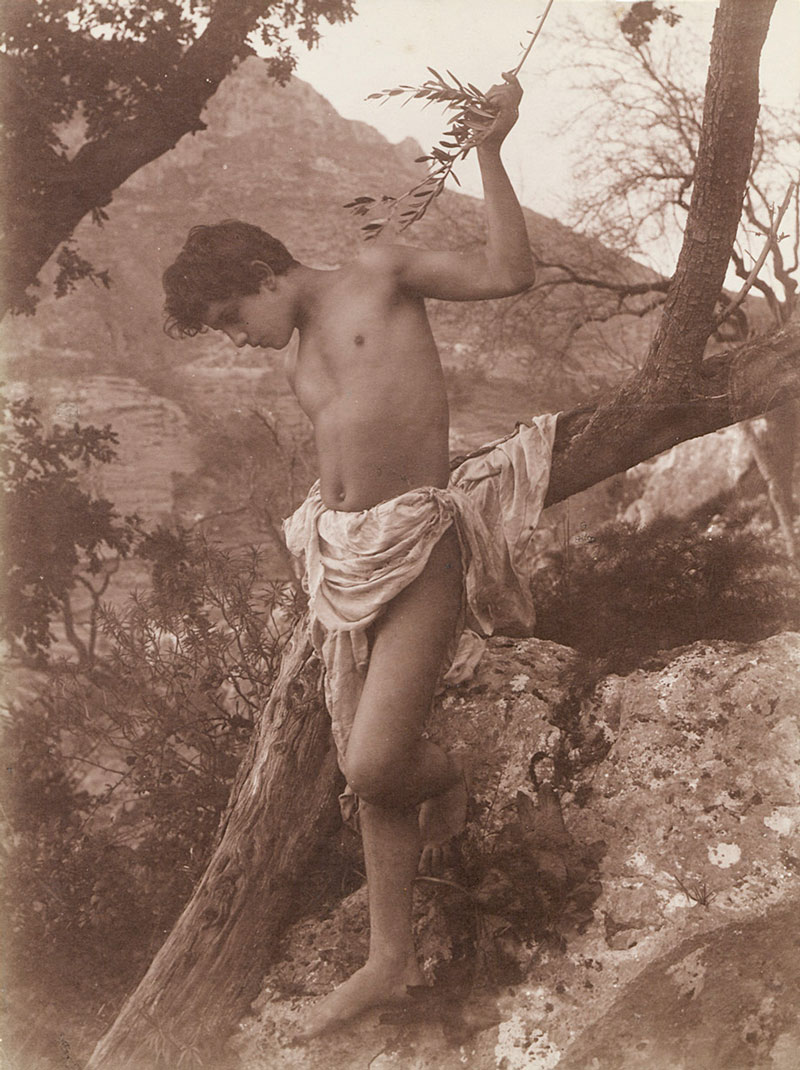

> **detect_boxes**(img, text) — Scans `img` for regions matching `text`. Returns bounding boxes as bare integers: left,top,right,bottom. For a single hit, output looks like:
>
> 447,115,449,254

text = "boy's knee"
342,748,411,809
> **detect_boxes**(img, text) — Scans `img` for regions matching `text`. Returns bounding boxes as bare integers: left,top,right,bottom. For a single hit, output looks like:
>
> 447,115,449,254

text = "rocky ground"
231,632,800,1070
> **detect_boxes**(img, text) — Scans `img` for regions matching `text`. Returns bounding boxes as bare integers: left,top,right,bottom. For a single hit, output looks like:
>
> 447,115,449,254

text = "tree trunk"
89,2,793,1066
87,620,340,1069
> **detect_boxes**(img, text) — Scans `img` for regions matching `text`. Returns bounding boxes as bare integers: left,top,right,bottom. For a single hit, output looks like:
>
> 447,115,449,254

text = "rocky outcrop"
233,632,800,1070
621,422,759,528
538,420,761,557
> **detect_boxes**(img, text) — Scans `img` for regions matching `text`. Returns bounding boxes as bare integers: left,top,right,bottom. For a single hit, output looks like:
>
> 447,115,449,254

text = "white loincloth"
283,413,558,766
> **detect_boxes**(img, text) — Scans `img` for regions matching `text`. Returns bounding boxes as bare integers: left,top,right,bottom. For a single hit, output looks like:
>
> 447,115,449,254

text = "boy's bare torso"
288,256,451,512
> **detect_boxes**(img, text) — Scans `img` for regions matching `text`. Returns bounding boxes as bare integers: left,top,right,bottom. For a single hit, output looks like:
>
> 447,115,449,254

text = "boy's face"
203,276,295,351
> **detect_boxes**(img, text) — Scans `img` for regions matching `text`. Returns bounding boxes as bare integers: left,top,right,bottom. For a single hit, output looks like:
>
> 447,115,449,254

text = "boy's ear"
251,260,277,289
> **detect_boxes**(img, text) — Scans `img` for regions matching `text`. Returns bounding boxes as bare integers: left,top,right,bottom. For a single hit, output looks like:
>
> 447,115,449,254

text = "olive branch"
344,69,497,239
344,0,556,240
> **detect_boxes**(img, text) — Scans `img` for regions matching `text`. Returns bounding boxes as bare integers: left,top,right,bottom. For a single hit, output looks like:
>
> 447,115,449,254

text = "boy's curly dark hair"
162,221,298,337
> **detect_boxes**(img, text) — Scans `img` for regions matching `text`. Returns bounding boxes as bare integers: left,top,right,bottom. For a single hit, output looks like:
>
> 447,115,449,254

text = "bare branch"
534,260,671,296
715,181,798,329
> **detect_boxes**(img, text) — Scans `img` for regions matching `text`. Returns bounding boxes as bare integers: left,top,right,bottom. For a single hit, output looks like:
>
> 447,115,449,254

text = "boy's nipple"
354,334,365,346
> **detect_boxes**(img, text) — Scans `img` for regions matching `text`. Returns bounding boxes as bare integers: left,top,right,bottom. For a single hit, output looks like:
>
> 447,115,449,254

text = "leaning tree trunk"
88,2,788,1066
87,620,340,1069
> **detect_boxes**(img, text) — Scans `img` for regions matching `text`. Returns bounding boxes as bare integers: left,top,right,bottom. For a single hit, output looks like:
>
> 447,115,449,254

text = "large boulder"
620,423,759,528
234,632,800,1070
538,422,760,556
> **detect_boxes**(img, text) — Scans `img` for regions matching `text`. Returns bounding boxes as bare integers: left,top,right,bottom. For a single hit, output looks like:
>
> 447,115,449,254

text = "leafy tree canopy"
0,0,355,314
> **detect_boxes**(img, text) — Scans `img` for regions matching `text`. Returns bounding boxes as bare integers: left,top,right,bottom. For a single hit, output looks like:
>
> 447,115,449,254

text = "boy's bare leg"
301,527,464,1038
301,801,424,1038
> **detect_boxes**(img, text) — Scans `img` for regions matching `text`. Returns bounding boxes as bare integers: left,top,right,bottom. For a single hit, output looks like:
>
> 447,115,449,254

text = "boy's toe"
418,843,445,877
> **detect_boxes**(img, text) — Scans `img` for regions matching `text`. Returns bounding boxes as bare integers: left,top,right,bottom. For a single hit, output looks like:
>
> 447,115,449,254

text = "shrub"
533,502,800,672
2,530,302,1067
0,393,141,665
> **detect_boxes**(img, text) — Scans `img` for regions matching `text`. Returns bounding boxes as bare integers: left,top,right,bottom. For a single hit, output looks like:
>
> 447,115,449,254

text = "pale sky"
281,0,800,272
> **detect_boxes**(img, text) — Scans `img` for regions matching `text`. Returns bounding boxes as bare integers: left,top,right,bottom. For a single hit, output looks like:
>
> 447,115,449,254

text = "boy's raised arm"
381,72,535,301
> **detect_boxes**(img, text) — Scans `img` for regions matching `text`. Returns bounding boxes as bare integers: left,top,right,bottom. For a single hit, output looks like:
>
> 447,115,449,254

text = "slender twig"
714,180,797,328
510,0,557,77
414,874,477,899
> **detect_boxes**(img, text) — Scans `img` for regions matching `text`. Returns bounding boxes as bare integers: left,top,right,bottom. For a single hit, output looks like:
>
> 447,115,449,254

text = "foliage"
1,530,301,1067
345,69,496,240
532,500,800,673
0,394,141,662
619,2,681,48
1,0,349,137
2,700,183,1066
422,784,604,994
0,0,356,313
54,239,112,299
345,5,560,242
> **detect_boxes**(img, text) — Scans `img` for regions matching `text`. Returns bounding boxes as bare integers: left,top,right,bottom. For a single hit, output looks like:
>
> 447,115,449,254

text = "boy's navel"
354,334,365,346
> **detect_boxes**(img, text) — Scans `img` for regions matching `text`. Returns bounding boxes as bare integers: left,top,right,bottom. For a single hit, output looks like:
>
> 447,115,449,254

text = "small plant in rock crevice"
672,872,716,908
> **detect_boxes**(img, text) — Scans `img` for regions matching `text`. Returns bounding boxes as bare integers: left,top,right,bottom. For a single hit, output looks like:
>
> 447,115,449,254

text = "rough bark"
545,315,800,506
87,621,339,1069
639,0,775,390
89,2,792,1066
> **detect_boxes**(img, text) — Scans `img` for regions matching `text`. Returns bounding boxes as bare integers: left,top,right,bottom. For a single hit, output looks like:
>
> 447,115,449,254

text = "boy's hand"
470,71,523,150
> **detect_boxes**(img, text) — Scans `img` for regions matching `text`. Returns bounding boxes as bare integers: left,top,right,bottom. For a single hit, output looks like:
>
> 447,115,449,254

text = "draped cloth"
283,413,558,765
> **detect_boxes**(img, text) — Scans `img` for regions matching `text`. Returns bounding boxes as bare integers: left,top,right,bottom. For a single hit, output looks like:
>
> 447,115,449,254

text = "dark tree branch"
533,260,671,296
2,0,353,316
544,316,800,506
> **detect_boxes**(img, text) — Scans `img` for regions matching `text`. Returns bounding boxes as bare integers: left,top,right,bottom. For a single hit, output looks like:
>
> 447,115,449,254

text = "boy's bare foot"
299,956,424,1039
418,753,469,876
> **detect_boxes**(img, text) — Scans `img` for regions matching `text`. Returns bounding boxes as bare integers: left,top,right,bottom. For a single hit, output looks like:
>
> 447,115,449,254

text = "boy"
164,72,552,1037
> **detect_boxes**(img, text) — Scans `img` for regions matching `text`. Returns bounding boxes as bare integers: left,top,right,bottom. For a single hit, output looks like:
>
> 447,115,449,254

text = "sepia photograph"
1,1,799,1067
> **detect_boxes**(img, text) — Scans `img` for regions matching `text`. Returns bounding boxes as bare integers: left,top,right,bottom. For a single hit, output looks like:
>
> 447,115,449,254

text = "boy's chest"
316,278,406,350
289,282,423,407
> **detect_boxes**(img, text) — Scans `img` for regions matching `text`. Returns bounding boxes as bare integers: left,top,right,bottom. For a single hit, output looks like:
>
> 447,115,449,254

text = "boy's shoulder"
351,242,412,276
346,243,430,298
